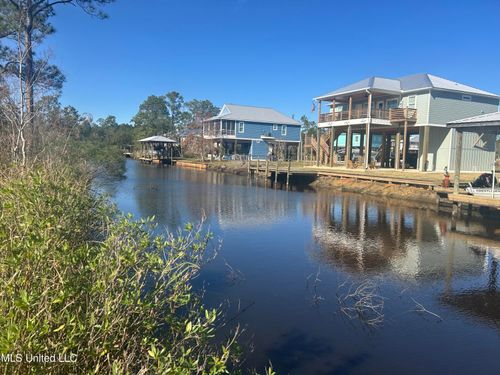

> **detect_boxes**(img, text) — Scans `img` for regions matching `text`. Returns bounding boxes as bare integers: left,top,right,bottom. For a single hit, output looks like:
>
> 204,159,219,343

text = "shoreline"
203,160,440,208
173,160,498,218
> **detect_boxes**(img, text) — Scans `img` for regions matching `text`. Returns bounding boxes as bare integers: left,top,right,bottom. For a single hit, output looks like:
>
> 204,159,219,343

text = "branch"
32,0,74,18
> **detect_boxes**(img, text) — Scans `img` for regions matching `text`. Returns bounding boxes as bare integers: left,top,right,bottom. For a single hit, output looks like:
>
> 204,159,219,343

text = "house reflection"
307,191,499,281
441,253,500,328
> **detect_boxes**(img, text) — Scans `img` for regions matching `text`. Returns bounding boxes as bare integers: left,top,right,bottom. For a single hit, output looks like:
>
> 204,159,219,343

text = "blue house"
202,104,301,160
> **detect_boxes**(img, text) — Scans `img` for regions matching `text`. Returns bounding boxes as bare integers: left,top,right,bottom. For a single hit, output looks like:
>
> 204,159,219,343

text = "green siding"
401,91,430,125
449,130,496,172
428,90,499,124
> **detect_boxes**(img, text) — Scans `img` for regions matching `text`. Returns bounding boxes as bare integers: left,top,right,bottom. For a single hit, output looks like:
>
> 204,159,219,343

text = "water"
107,160,500,374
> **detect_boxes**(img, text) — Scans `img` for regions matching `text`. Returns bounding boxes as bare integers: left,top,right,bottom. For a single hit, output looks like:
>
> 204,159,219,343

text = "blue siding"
235,121,301,142
249,140,269,160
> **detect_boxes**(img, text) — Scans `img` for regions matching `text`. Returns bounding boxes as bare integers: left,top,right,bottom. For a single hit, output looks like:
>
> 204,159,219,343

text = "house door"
375,101,384,118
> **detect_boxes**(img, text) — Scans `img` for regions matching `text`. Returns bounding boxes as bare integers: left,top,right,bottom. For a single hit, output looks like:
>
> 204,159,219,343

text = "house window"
407,96,416,108
462,94,472,101
281,125,287,136
238,122,244,133
386,99,399,109
273,124,278,131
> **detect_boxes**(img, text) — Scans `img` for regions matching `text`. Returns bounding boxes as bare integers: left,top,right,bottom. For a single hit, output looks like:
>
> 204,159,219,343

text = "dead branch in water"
337,279,384,328
224,258,245,286
306,267,324,305
410,297,443,322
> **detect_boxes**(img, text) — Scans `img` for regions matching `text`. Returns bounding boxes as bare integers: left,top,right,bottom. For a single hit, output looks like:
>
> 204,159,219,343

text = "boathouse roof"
447,111,500,130
138,135,177,143
206,104,301,126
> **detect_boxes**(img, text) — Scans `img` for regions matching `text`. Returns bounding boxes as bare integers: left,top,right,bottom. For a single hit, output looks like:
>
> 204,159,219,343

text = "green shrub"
0,164,240,374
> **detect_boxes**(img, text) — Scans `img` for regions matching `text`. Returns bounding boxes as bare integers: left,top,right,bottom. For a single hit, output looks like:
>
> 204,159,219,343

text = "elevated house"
202,104,301,160
312,73,499,171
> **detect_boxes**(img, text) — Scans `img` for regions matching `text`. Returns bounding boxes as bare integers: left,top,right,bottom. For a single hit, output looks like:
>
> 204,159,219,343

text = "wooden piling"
256,159,260,176
265,159,269,178
286,160,291,189
274,160,279,186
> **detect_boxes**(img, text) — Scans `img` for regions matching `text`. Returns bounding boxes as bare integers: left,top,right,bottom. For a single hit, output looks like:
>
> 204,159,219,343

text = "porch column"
346,125,352,167
348,97,352,120
316,100,321,166
364,92,372,169
329,127,336,167
402,115,408,171
359,131,364,156
420,125,430,171
234,138,237,157
395,130,401,170
328,99,335,166
453,129,463,195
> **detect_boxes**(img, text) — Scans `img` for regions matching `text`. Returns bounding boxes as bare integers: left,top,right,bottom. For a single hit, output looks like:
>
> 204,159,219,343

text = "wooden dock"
175,160,208,170
246,161,500,213
164,159,500,214
448,193,500,210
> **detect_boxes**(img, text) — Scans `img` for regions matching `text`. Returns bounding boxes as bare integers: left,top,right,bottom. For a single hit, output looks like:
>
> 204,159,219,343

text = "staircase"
305,133,332,164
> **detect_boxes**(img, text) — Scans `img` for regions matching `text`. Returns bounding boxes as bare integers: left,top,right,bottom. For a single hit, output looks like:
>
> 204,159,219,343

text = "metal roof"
206,104,301,126
447,112,500,128
316,73,499,100
138,135,177,143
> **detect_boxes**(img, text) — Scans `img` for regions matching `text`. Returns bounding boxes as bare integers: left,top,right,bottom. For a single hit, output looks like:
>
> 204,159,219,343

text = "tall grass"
0,162,241,374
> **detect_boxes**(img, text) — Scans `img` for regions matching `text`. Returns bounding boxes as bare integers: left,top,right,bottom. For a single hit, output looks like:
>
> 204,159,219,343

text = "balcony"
319,108,417,124
203,128,235,138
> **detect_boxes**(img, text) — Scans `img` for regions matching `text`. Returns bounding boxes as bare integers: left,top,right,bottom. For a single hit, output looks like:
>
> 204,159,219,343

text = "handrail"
319,107,418,123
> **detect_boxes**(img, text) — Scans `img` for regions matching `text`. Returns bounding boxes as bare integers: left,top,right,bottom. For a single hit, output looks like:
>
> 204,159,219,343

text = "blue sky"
45,0,500,124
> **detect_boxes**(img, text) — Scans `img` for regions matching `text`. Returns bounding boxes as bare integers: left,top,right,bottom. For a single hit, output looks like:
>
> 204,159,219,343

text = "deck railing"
319,108,417,123
203,129,236,137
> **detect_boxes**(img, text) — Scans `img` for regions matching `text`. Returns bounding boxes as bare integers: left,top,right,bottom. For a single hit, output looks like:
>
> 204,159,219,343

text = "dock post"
265,159,269,178
286,160,291,189
274,160,279,186
247,158,251,174
453,130,463,195
256,159,260,177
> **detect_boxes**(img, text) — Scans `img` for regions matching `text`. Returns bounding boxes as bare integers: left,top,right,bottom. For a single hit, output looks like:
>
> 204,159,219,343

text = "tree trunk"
24,1,35,155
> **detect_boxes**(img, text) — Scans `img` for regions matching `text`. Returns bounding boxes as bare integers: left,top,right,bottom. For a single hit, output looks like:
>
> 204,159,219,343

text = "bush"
0,163,240,374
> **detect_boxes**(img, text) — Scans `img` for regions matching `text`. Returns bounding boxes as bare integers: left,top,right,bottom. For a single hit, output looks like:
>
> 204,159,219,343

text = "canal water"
107,160,500,374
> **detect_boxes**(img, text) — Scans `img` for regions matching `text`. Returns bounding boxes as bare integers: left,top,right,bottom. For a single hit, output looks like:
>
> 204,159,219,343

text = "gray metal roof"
447,112,500,128
138,135,177,143
206,104,301,126
316,73,499,100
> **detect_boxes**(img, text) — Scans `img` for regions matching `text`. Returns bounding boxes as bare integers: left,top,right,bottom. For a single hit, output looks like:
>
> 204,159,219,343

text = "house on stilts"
202,104,301,160
310,73,499,171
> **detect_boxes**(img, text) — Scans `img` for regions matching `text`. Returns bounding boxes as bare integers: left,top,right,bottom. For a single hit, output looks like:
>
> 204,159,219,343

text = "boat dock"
170,159,499,215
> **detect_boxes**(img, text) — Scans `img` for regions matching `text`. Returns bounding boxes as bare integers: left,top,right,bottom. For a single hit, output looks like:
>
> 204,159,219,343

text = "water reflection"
309,191,498,282
110,160,500,374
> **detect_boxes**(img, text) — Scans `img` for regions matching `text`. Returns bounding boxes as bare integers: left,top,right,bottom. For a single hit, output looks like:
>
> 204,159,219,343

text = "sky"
44,0,500,124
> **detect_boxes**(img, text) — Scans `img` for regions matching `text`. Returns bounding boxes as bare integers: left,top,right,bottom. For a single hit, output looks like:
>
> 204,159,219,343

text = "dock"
169,158,499,215
245,160,500,214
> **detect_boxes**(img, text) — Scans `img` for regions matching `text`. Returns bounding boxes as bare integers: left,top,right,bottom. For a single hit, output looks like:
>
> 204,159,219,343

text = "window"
281,125,287,136
386,99,399,109
273,124,278,131
238,122,244,133
407,96,416,109
462,94,472,101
